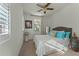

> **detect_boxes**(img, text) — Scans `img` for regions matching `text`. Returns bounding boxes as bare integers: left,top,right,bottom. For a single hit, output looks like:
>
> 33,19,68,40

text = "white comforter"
34,35,69,56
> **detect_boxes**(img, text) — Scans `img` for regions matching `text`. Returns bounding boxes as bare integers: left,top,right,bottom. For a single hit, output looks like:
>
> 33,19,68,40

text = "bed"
34,26,72,56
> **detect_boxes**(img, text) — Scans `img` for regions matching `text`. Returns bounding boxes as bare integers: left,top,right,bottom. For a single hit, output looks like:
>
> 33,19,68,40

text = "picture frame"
25,20,32,29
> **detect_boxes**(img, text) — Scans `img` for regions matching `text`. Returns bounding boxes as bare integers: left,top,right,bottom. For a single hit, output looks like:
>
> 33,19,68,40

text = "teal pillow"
65,32,70,38
56,31,65,39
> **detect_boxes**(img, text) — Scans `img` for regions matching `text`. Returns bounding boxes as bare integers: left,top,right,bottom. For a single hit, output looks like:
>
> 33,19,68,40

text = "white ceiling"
23,3,70,16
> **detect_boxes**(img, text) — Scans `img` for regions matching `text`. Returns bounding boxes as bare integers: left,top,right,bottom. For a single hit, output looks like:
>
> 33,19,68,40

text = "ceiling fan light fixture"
36,3,54,14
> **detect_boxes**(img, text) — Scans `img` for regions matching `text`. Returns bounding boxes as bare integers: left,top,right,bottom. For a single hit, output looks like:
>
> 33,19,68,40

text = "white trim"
0,38,10,45
0,32,8,36
0,33,10,45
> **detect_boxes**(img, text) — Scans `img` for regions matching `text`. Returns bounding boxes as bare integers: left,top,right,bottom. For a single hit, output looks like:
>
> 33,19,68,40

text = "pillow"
56,31,65,39
65,32,70,38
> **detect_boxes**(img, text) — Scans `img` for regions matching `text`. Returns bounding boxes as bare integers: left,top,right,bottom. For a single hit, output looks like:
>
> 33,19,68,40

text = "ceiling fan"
36,3,54,14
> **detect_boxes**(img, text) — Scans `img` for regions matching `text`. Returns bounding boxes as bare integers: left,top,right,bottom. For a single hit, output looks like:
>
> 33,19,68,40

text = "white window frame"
34,19,41,32
0,3,9,35
0,3,10,44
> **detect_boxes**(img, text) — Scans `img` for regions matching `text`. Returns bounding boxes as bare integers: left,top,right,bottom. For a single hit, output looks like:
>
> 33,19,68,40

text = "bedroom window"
34,19,41,32
0,3,9,35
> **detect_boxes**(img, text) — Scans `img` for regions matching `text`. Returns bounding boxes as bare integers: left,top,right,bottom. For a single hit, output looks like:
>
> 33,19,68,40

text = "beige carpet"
19,40,79,56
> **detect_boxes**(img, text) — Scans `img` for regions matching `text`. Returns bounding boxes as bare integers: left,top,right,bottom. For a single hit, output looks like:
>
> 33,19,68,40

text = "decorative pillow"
65,32,70,38
56,31,65,39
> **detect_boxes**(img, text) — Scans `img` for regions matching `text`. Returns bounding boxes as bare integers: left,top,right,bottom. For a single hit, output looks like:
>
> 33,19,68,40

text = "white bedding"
34,35,69,56
34,35,52,55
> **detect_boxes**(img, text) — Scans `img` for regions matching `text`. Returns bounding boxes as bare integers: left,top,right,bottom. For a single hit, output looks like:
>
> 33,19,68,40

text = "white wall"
42,4,79,36
0,4,24,56
41,15,54,34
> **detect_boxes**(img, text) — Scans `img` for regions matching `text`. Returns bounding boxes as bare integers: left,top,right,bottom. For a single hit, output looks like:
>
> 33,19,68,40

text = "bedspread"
34,35,69,56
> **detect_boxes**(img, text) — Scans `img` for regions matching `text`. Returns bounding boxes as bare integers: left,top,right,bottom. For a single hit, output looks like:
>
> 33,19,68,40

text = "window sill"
0,33,8,36
0,33,9,45
0,38,10,45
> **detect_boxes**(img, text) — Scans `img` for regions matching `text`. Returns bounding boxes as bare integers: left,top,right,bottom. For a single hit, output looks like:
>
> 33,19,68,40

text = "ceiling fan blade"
37,9,42,12
44,3,51,8
47,8,54,10
37,4,44,8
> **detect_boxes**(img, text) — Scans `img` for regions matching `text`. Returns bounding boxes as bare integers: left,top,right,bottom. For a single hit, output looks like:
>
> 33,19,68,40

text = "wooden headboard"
52,26,72,39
